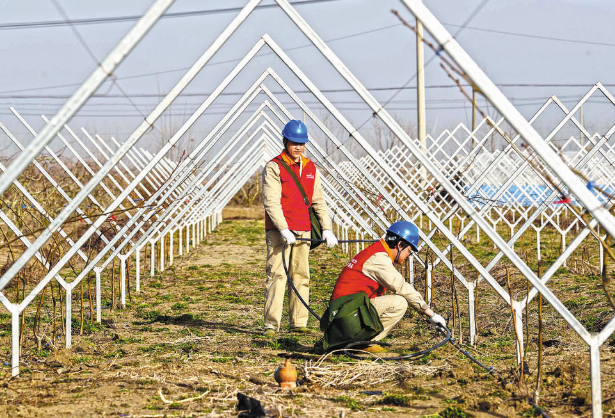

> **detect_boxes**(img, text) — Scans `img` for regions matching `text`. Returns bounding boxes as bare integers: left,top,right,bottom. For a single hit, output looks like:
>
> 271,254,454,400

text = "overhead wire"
47,0,159,135
336,0,491,149
0,21,404,96
0,0,347,30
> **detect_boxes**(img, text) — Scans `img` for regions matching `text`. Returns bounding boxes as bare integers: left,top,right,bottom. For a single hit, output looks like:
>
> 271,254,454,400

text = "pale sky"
0,0,613,158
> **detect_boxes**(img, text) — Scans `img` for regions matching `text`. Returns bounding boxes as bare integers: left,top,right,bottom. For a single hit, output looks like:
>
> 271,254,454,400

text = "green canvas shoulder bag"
319,292,384,351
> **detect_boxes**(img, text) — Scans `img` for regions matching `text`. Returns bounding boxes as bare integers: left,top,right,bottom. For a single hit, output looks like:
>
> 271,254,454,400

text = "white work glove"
279,228,296,245
429,313,446,328
322,230,338,248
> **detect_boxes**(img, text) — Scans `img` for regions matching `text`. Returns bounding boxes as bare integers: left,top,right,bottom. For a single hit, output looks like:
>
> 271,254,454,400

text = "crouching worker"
320,221,446,352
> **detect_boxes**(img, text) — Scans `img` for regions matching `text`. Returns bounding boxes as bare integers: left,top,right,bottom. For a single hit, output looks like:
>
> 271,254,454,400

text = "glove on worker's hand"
429,313,446,328
322,230,338,248
279,228,296,245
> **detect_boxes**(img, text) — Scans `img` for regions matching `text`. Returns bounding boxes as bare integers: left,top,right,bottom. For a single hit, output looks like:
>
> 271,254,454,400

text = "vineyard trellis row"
0,0,614,416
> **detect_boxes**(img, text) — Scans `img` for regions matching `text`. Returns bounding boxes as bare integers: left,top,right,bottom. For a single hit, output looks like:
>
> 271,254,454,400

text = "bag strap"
275,157,310,207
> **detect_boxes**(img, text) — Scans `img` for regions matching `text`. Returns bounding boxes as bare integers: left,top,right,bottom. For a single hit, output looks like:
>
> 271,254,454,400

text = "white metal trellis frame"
1,0,613,415
0,0,176,199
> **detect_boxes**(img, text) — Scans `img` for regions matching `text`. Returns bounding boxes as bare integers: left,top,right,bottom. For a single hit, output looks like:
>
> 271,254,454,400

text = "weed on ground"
0,218,613,417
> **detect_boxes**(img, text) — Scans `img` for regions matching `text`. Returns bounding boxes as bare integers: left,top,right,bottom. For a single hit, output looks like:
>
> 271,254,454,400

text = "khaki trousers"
264,230,311,331
370,294,408,341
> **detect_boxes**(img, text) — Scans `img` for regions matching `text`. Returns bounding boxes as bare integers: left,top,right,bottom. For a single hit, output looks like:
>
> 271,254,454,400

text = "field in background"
0,218,613,417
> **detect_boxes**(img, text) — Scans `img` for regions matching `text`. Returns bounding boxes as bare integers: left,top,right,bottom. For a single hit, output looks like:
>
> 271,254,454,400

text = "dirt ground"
0,216,614,417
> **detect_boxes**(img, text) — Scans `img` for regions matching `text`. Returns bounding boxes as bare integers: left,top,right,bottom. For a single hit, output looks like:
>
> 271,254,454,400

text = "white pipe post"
135,247,141,292
513,301,525,364
169,231,174,266
65,288,72,348
179,227,183,256
119,255,126,307
468,280,476,346
150,241,155,277
186,224,190,253
590,337,602,418
94,267,102,323
427,261,432,306
160,235,165,272
11,310,19,377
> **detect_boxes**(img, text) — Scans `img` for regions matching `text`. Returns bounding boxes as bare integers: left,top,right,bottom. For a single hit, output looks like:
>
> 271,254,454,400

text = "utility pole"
579,105,584,147
416,0,427,187
472,87,477,148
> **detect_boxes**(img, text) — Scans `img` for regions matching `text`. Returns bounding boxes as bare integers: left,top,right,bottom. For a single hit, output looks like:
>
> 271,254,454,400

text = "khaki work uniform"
262,153,332,331
361,251,428,340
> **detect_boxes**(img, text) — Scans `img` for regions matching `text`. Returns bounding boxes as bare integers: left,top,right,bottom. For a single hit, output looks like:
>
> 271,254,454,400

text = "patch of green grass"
334,396,362,411
136,309,162,321
211,357,234,363
519,407,543,417
116,336,142,344
276,336,300,351
178,342,199,353
72,356,91,364
188,265,199,271
140,343,171,353
171,302,187,311
439,405,470,418
104,349,126,359
380,393,412,407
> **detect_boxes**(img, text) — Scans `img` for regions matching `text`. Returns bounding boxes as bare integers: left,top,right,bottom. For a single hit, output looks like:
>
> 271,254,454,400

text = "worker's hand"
429,313,446,328
322,230,338,248
279,228,296,245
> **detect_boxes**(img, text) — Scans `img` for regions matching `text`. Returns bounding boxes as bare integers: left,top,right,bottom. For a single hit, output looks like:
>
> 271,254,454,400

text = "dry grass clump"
303,350,448,388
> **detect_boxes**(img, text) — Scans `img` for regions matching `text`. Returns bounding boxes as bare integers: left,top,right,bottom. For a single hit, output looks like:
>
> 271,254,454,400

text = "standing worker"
320,221,446,352
262,119,338,338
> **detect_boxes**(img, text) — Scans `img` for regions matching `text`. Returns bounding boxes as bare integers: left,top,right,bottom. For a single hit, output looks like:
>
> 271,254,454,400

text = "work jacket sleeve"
262,161,288,231
311,169,332,231
362,252,429,312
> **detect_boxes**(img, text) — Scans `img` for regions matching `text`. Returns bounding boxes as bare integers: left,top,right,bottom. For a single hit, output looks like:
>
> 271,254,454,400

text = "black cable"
282,241,323,321
444,22,615,48
0,0,346,31
282,237,549,415
343,325,451,361
281,238,452,362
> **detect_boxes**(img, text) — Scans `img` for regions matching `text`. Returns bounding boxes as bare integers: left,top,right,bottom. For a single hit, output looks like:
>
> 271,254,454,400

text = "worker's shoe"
290,326,318,335
263,329,276,338
362,344,386,353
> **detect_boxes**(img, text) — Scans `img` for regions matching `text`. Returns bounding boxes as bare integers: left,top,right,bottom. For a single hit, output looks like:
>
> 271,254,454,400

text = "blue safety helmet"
386,221,420,252
282,119,309,144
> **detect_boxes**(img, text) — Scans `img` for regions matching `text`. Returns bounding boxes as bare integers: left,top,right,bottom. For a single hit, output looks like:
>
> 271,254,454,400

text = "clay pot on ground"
274,358,297,389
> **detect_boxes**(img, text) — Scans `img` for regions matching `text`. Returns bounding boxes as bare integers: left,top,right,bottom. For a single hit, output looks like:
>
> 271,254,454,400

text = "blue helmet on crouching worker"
282,119,309,144
386,221,420,252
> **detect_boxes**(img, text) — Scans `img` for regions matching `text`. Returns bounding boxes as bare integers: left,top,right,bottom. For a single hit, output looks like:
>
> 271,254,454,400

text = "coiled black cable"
281,238,548,416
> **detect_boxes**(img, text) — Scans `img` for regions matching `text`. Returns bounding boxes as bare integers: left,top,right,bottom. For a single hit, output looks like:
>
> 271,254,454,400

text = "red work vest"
264,152,316,231
331,239,391,300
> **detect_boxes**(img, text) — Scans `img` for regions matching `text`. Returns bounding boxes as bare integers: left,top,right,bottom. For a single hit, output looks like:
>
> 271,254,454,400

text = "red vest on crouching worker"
331,240,393,300
264,152,316,231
